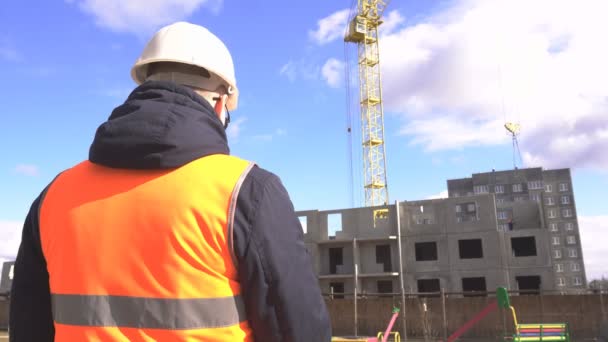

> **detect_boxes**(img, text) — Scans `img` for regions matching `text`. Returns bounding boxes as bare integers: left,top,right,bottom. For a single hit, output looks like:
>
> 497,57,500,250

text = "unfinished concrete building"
448,167,587,291
297,167,587,297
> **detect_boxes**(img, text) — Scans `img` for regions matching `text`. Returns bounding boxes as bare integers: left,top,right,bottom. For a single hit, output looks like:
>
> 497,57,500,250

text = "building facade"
296,167,587,297
0,262,14,296
448,167,587,290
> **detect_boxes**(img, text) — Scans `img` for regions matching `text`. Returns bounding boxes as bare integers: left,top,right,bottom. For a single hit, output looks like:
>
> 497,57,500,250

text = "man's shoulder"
245,164,281,187
236,164,289,212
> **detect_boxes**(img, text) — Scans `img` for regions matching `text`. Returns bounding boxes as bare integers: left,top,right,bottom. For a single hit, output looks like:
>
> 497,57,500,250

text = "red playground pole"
447,300,498,342
381,308,400,342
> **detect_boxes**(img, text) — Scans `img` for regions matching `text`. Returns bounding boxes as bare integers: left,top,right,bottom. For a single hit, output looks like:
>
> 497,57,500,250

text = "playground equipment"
497,287,571,342
446,299,498,342
444,288,570,341
332,306,401,342
375,307,401,342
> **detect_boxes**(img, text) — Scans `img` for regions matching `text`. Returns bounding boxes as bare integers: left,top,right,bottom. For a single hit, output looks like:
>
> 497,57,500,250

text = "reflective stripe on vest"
52,294,246,329
39,154,255,341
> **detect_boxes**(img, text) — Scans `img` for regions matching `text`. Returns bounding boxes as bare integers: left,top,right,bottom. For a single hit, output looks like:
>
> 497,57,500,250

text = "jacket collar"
89,80,230,169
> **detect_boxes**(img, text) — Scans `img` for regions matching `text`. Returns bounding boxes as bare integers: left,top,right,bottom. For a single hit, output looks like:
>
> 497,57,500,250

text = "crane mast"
345,0,390,218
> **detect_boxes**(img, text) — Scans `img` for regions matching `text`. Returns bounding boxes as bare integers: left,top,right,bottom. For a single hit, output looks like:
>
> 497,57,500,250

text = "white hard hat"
131,21,239,110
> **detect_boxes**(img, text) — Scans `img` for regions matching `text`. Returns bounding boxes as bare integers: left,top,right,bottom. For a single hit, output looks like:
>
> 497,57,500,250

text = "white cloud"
0,46,19,62
309,8,350,45
100,87,132,99
374,0,608,171
425,190,448,199
13,164,39,177
310,7,403,45
252,134,274,142
321,58,345,89
0,38,20,62
252,129,287,143
278,59,321,83
279,61,297,83
70,0,223,36
226,118,284,144
227,117,246,142
579,215,608,281
0,221,22,262
378,10,405,36
401,117,505,151
19,67,57,78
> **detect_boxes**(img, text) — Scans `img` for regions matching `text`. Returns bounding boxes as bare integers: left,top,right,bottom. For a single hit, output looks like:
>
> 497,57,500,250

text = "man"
9,21,331,341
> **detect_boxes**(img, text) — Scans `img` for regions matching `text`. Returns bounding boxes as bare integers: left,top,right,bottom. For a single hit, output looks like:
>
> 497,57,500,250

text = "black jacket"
9,81,331,342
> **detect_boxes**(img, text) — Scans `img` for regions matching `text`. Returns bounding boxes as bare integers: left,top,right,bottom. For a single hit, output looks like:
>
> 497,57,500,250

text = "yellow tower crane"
344,0,391,219
505,122,523,169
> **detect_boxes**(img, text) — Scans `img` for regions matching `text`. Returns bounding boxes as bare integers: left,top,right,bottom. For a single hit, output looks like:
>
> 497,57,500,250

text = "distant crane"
344,0,391,219
505,122,523,169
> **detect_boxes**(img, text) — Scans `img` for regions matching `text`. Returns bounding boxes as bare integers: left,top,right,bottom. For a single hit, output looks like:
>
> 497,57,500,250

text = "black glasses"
212,96,231,129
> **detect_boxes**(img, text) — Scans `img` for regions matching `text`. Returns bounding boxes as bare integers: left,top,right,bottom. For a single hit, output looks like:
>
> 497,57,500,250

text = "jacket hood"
89,80,230,169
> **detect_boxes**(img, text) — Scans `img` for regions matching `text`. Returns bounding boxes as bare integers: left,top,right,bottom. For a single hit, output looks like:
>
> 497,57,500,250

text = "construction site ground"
0,331,500,341
0,332,517,342
1,331,602,341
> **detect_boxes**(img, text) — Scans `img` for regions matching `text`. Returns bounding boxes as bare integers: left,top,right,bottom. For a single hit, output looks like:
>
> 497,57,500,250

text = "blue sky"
1,0,607,279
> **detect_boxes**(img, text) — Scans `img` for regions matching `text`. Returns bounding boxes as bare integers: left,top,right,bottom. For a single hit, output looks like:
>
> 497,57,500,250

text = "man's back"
9,81,331,341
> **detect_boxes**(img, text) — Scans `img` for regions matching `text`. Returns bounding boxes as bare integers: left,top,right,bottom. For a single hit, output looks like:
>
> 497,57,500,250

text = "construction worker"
9,21,331,341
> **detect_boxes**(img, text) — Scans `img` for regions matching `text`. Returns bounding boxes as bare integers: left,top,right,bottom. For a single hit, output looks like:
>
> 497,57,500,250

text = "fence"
0,298,7,330
1,291,607,339
325,289,608,340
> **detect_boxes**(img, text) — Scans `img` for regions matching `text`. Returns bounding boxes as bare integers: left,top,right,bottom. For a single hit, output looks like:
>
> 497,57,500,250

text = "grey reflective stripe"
52,294,247,330
227,162,256,269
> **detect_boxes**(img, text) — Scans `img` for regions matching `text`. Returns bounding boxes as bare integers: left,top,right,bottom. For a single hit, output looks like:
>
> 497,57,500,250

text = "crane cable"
344,36,354,208
344,0,359,207
497,45,524,169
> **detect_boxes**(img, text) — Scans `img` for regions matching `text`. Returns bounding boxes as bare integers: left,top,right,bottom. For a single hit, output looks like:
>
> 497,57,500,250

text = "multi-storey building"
448,167,587,290
296,167,587,296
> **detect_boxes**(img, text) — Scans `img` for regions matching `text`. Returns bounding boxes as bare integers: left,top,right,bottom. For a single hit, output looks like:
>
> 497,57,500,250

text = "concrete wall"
508,267,556,292
445,166,587,293
505,229,553,269
0,262,13,295
405,234,450,273
446,231,501,272
0,299,6,330
318,242,354,276
510,200,543,230
357,241,399,274
299,185,562,298
404,271,451,293
445,194,497,231
542,168,587,289
325,206,396,241
320,278,355,295
449,269,508,293
447,177,474,197
360,277,398,294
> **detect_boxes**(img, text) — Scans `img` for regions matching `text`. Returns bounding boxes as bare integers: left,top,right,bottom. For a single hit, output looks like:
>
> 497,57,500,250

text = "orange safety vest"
39,154,255,341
